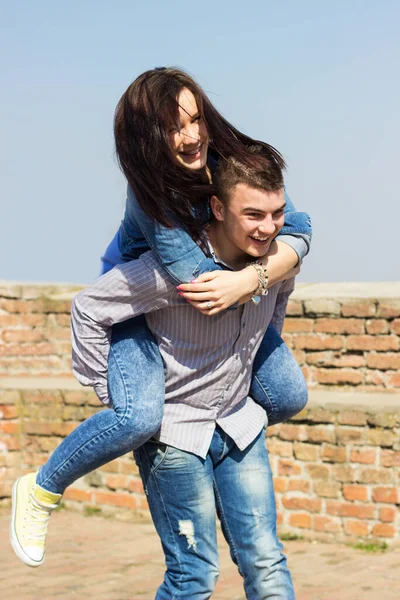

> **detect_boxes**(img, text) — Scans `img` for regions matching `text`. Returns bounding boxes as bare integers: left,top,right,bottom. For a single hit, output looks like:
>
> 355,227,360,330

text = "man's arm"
71,254,172,405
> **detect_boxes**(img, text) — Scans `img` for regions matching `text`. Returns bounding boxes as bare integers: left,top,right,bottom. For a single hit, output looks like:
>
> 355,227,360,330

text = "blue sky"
1,1,399,283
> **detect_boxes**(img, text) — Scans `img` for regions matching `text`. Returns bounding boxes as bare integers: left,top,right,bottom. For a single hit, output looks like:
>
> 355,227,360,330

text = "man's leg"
212,428,295,600
135,440,220,600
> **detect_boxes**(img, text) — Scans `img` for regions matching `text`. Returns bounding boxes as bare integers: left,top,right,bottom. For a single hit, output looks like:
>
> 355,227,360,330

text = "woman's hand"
177,268,258,316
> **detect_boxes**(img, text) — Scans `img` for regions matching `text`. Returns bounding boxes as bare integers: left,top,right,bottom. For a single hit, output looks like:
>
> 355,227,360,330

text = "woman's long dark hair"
114,67,285,239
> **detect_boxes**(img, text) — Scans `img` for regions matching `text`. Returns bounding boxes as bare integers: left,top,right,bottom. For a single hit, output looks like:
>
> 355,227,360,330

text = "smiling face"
209,183,286,268
168,88,209,171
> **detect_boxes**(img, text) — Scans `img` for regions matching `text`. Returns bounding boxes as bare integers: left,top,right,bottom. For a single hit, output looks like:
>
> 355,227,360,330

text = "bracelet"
246,261,269,304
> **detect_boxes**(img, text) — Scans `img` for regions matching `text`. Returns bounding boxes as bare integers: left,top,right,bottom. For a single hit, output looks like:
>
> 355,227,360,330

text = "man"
67,149,298,599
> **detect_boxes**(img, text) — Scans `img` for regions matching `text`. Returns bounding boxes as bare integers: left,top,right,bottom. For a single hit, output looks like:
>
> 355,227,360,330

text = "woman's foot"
10,473,61,567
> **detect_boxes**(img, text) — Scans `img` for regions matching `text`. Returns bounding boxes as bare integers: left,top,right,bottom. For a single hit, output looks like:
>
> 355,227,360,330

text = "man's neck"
207,222,249,270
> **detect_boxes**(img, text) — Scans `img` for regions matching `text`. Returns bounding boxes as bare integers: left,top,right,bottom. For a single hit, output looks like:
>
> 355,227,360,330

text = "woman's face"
168,88,209,171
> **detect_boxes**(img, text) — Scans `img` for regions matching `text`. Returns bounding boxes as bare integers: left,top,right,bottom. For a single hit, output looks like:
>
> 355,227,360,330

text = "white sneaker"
10,473,61,567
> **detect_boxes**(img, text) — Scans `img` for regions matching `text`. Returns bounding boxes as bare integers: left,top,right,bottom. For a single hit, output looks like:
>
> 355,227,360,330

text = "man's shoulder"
136,251,176,290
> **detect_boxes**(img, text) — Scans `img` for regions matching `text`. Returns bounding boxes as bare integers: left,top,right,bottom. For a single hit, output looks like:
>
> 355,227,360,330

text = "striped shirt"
71,251,294,458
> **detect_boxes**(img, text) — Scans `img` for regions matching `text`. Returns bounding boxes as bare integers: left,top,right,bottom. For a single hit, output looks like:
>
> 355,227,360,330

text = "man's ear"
210,195,224,222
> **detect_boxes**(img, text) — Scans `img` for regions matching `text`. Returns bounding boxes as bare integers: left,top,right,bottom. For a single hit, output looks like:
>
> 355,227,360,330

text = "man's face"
211,183,286,265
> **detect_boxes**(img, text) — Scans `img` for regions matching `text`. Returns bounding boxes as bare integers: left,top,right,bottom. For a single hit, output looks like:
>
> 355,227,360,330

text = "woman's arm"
115,184,311,313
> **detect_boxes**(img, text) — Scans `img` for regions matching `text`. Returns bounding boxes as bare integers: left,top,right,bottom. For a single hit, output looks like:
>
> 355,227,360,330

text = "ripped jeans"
135,426,295,600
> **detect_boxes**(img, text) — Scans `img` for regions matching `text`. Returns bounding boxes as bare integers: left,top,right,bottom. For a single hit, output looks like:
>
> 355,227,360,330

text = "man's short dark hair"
213,144,284,203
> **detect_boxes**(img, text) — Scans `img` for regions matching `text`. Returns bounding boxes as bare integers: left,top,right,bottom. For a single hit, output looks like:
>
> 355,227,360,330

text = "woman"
10,67,311,568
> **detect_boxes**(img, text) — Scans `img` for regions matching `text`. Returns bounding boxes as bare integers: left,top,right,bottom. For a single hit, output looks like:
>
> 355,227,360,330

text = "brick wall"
1,281,400,544
1,384,399,544
1,281,400,390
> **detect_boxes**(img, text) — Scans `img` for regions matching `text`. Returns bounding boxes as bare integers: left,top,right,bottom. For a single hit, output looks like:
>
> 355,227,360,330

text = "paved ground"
2,509,400,600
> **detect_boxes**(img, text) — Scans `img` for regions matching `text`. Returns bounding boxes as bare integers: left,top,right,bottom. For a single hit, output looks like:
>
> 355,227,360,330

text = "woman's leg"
37,315,164,493
250,325,308,426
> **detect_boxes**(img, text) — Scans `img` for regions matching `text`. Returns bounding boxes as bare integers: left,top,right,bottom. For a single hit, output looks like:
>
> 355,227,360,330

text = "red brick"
332,465,356,482
367,429,396,447
0,343,55,356
379,507,397,522
0,405,19,419
372,487,398,504
287,479,310,493
267,438,293,458
273,477,287,493
344,520,370,536
343,485,369,502
98,459,121,474
277,460,302,476
62,391,88,406
315,369,363,385
279,424,307,442
64,488,94,502
283,318,313,333
366,319,389,334
336,427,365,444
331,354,366,368
306,464,330,480
387,373,400,387
288,513,312,529
129,480,145,497
350,448,377,464
377,300,400,319
314,481,341,498
366,352,400,370
341,301,376,318
0,482,13,497
106,474,129,491
55,314,71,327
320,445,347,463
338,410,367,426
390,318,400,334
313,515,341,533
0,422,18,434
314,318,364,334
365,370,385,386
282,497,322,513
372,523,396,538
306,426,336,444
381,450,400,467
346,335,398,351
94,491,138,509
358,468,394,484
0,299,44,313
308,408,336,423
293,335,344,351
326,501,375,519
305,351,334,366
281,333,293,347
1,329,46,343
293,443,319,461
291,350,306,365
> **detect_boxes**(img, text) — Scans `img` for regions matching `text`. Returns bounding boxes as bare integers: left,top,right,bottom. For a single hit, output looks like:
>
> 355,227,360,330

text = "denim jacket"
100,184,312,283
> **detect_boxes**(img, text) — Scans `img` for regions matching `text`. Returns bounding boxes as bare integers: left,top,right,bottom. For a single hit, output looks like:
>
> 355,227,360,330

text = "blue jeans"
135,426,295,599
37,316,307,494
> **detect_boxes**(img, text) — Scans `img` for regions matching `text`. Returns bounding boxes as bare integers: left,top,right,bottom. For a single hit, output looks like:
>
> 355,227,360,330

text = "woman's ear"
210,195,224,222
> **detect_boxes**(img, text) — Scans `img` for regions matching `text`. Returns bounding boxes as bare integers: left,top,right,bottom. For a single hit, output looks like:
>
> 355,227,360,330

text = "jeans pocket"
144,440,169,473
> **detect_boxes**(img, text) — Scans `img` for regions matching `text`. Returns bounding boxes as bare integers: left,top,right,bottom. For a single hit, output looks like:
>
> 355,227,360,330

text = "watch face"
251,295,261,305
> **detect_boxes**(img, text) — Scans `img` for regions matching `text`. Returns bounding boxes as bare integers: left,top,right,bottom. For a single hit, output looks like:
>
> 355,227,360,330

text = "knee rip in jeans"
178,520,197,552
